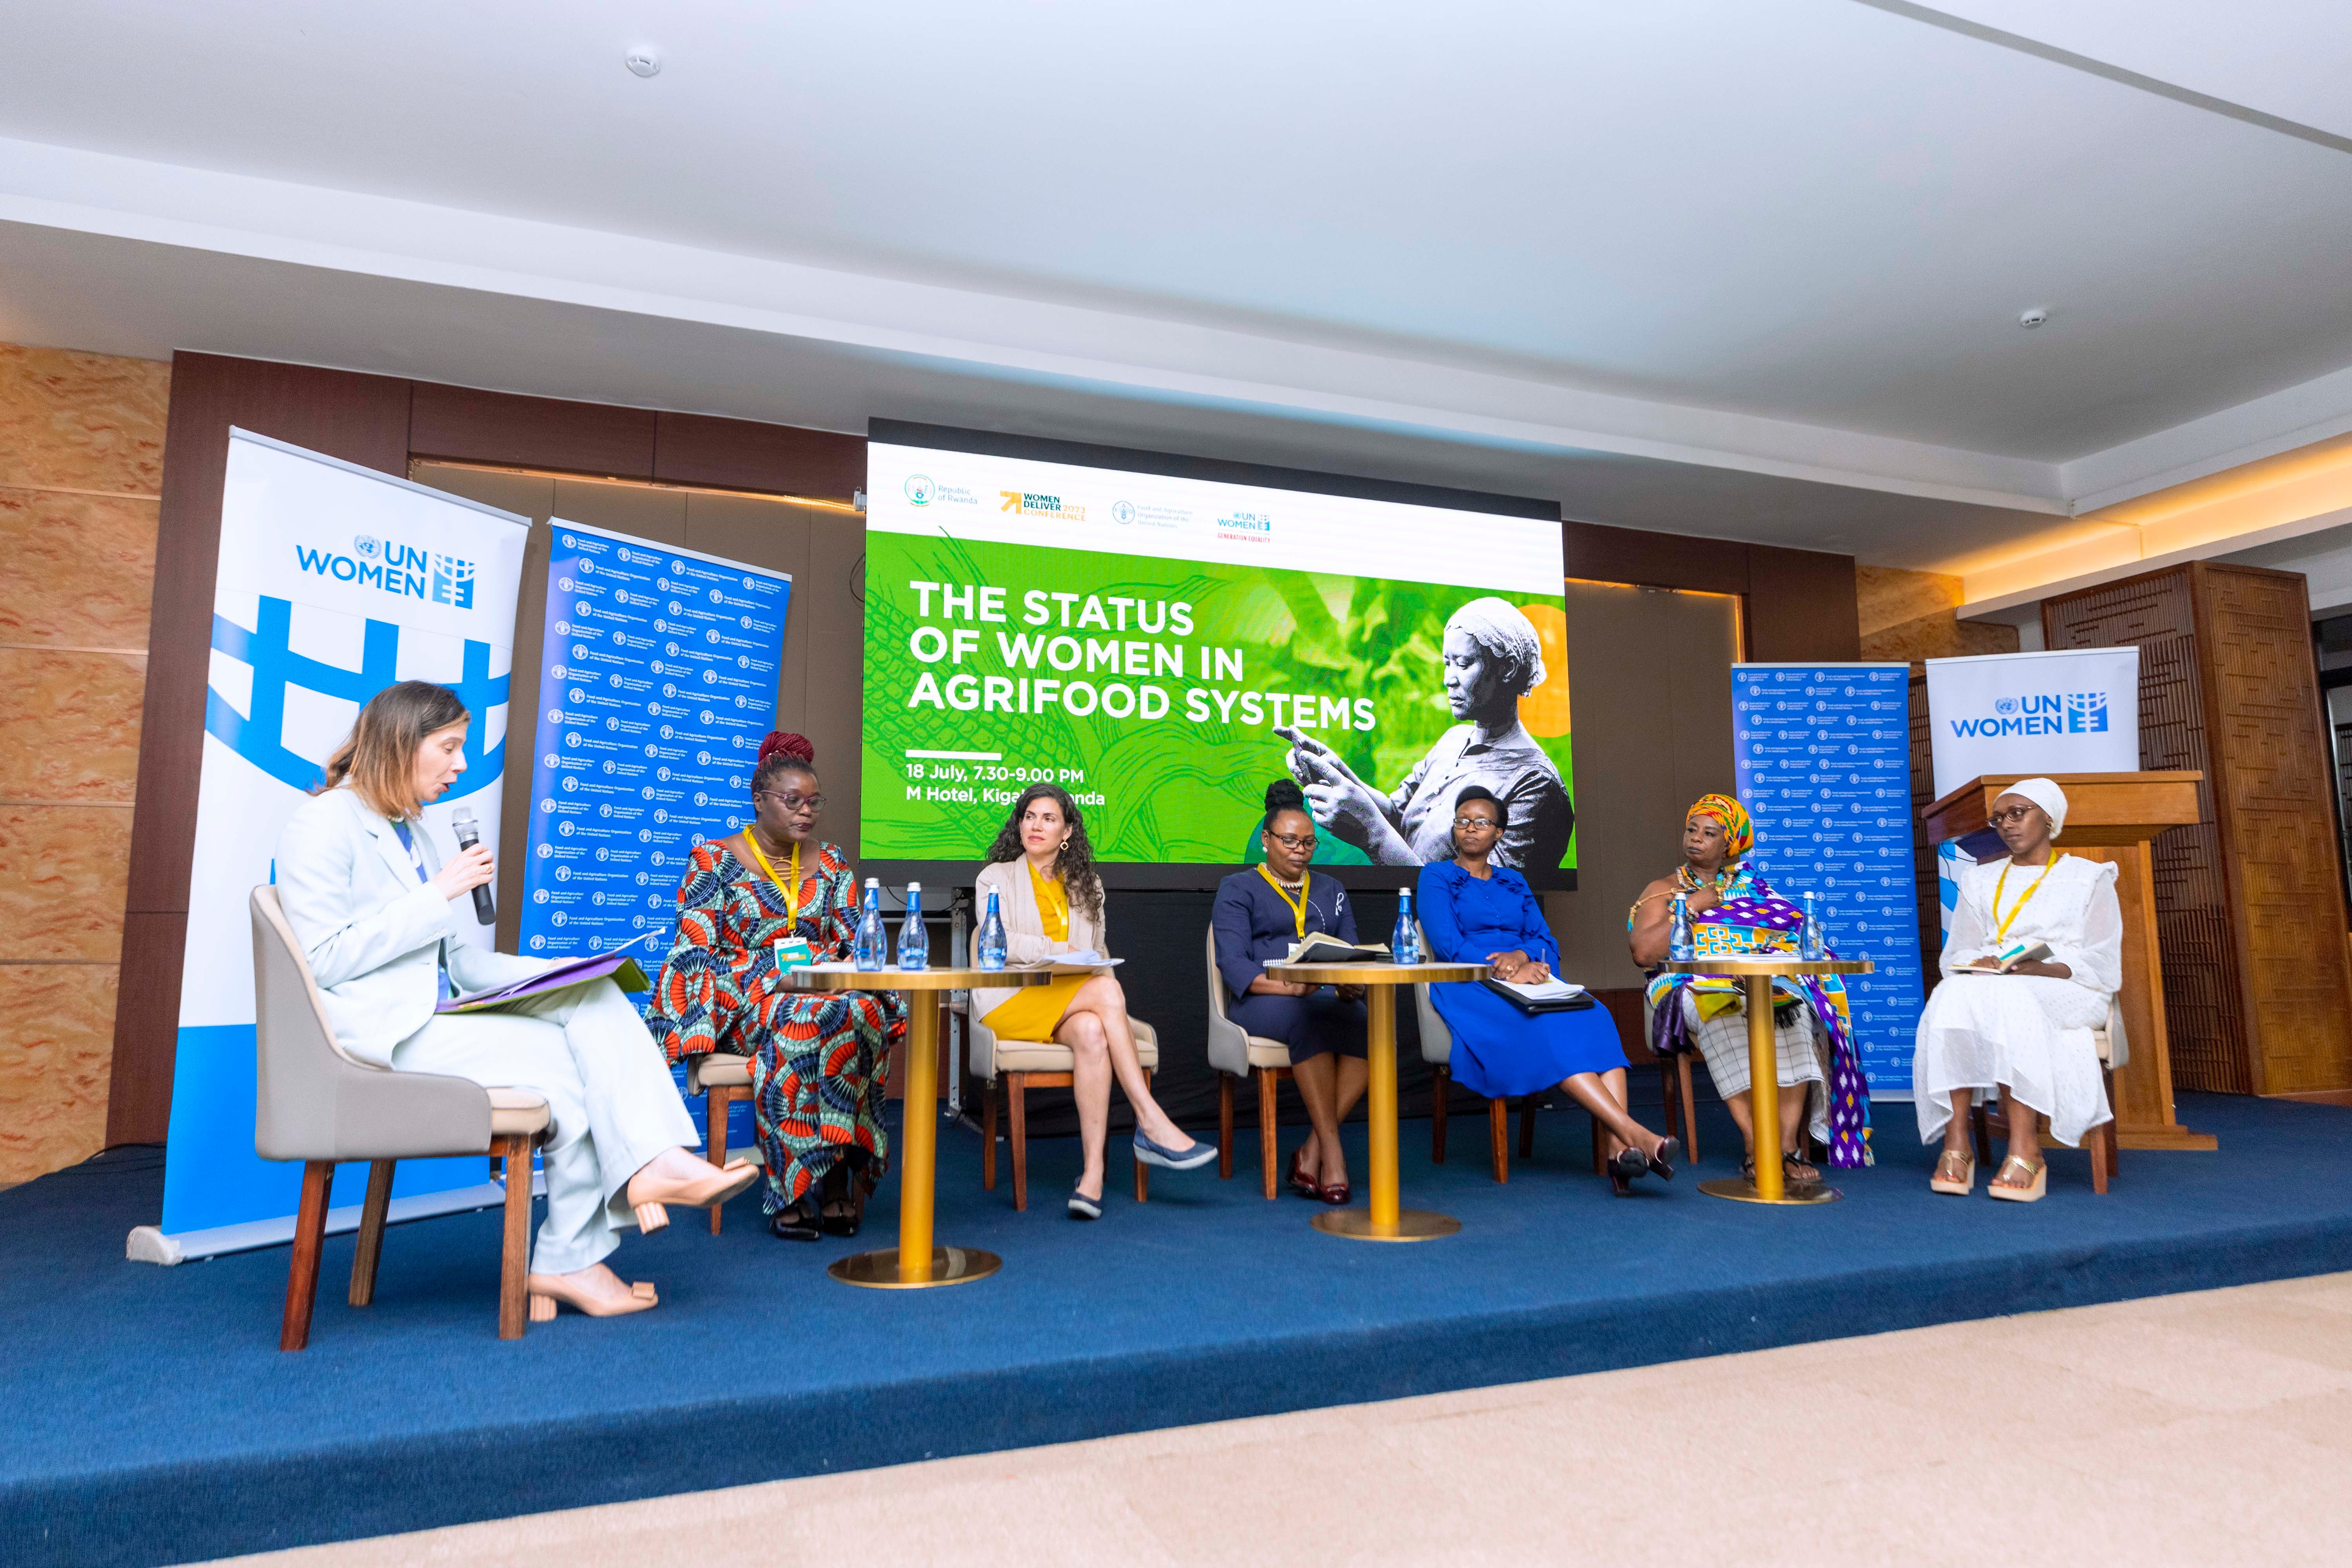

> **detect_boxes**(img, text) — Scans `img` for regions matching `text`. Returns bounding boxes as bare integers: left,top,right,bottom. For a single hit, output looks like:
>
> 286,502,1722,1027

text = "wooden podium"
1922,772,2217,1151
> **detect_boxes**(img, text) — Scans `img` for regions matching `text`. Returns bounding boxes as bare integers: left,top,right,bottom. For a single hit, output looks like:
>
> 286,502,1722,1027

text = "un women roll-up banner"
1923,647,2141,800
142,431,528,1261
515,521,792,1149
1733,664,1927,1097
1923,648,2141,942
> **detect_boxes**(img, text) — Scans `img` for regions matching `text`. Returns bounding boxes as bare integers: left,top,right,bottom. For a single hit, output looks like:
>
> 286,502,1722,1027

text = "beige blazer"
971,857,1105,1024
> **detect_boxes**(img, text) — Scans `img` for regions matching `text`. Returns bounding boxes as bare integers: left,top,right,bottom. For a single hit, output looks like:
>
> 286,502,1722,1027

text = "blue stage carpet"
5,1091,2350,1566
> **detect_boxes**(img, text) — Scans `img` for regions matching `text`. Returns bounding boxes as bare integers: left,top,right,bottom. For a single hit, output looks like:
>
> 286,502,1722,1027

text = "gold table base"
1311,1207,1462,1241
1696,1177,1841,1206
828,1246,1003,1289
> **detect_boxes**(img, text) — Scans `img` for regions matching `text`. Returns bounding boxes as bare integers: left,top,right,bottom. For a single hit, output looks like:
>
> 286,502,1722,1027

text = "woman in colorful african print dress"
645,733,907,1242
1628,793,1871,1180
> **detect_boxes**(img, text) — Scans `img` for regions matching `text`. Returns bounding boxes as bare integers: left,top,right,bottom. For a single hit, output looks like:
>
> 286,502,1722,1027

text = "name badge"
773,937,815,970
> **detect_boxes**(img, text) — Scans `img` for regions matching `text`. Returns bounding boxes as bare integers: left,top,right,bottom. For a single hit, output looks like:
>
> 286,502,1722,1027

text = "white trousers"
1913,975,2112,1149
390,978,697,1274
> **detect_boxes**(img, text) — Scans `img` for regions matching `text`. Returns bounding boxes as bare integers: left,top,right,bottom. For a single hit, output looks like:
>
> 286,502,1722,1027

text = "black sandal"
769,1198,821,1242
818,1166,861,1237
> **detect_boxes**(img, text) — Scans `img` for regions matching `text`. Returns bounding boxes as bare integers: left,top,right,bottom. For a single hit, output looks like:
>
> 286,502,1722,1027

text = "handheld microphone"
450,806,497,926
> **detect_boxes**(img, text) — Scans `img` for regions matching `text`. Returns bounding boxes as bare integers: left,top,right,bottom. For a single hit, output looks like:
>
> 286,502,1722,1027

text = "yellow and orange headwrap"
1686,793,1753,859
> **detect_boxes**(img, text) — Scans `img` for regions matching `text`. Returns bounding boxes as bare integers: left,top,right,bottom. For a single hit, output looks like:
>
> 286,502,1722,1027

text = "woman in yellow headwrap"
1628,794,1867,1181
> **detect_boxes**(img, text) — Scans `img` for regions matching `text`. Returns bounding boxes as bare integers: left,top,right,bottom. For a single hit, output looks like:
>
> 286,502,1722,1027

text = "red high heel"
1289,1146,1319,1199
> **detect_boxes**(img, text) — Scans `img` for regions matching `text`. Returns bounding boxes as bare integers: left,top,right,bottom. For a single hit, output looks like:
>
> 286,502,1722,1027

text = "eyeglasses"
1452,815,1500,831
757,790,826,813
1986,805,2040,827
1265,831,1317,851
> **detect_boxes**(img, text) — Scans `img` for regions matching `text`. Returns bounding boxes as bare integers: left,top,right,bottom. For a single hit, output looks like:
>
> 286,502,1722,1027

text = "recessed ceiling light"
626,47,661,78
2019,308,2050,329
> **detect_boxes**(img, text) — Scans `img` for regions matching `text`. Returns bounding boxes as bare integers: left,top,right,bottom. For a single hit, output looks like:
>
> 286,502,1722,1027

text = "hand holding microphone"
442,806,498,925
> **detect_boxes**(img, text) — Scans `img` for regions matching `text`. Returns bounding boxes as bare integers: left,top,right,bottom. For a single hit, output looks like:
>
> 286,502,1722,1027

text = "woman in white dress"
1914,777,2121,1202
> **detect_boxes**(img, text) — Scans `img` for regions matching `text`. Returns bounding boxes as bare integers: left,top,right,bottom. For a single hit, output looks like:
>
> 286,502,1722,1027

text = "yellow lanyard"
742,833,802,927
1028,862,1069,942
1257,864,1310,938
1991,855,2062,943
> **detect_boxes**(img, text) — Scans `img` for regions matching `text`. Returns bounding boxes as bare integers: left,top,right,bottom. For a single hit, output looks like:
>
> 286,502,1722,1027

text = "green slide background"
862,531,1573,869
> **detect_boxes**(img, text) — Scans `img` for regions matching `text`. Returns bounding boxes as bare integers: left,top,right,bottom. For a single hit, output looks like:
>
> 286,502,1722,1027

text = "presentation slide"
863,441,1574,886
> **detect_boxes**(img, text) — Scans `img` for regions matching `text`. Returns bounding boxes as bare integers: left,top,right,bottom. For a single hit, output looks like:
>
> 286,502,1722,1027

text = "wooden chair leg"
499,1134,533,1340
1134,1069,1151,1203
348,1158,394,1307
706,1085,730,1234
280,1160,333,1352
1488,1096,1509,1183
1431,1065,1450,1164
1258,1067,1280,1200
1970,1098,1994,1170
1218,1074,1234,1179
1007,1072,1029,1212
982,1074,999,1191
1677,1054,1699,1164
1519,1096,1537,1160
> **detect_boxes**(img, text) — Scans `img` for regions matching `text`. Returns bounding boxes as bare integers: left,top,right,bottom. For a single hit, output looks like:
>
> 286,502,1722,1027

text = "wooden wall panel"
1748,544,1862,662
1563,520,1750,597
409,383,656,478
2192,566,2352,1094
655,412,864,501
109,356,412,1143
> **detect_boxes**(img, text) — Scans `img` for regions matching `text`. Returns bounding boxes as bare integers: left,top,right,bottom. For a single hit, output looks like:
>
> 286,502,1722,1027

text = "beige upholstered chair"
970,999,1159,1210
1205,927,1296,1199
1970,1009,2125,1194
686,1053,754,1232
250,885,551,1349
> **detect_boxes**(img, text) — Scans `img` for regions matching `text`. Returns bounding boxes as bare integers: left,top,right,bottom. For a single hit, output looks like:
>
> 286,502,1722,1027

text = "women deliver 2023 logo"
1944,691,2109,738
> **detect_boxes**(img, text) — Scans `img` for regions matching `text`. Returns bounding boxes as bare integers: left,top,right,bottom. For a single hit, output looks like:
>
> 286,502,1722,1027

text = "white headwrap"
1445,597,1547,697
1998,776,2068,840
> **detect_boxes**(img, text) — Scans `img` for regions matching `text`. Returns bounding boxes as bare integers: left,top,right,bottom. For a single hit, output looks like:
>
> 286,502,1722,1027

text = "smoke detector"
625,47,661,78
2019,307,2050,329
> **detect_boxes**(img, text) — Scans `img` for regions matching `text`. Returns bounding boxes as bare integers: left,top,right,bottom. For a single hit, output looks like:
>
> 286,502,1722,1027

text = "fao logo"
1112,500,1136,524
904,473,936,506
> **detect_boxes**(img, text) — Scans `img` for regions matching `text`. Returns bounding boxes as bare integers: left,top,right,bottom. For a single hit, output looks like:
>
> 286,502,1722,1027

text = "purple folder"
435,951,652,1014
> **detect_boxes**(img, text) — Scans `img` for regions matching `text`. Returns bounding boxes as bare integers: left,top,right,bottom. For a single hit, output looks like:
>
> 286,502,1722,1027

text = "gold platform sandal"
1929,1149,1975,1196
1987,1154,2047,1203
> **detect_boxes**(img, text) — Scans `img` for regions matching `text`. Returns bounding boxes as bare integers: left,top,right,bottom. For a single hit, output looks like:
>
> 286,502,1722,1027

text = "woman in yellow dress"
972,784,1216,1219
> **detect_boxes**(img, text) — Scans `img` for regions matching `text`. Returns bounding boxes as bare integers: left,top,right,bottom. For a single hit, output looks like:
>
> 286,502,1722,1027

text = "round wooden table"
1264,960,1488,1240
776,964,1056,1288
1656,956,1873,1205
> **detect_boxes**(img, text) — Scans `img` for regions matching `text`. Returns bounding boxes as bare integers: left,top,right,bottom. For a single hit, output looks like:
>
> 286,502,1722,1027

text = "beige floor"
218,1272,2352,1567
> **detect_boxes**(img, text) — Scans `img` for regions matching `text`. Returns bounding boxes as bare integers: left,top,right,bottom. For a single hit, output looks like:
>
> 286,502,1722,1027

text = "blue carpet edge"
10,1210,2350,1568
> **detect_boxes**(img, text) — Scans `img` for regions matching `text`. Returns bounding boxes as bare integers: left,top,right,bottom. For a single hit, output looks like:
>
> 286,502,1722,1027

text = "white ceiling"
4,0,2350,574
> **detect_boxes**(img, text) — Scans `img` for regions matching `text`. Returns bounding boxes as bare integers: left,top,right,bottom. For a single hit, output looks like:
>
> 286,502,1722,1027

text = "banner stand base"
126,1174,544,1266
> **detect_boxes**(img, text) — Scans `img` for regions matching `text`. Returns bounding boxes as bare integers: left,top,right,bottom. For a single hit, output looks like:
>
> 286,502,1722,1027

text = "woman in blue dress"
1419,786,1680,1193
1213,780,1370,1203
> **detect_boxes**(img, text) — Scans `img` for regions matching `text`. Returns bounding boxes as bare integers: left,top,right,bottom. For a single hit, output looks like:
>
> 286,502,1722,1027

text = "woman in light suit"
972,784,1214,1219
275,681,755,1319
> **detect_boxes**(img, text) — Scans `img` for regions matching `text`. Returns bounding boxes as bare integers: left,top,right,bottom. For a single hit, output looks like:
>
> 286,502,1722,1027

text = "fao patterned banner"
517,521,793,1142
1733,663,1927,1096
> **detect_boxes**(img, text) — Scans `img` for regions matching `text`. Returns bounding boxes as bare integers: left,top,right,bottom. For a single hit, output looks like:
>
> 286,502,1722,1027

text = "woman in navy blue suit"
1419,786,1679,1193
1213,780,1368,1202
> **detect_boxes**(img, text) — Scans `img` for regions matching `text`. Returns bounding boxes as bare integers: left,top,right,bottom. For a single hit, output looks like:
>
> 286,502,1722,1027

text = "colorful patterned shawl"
1638,859,1872,1169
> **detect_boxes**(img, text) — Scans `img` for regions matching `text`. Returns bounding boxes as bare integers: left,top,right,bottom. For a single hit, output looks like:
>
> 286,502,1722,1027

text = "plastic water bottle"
1391,888,1419,964
975,887,1008,971
853,879,886,970
897,882,929,971
1800,890,1826,960
1668,892,1695,962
